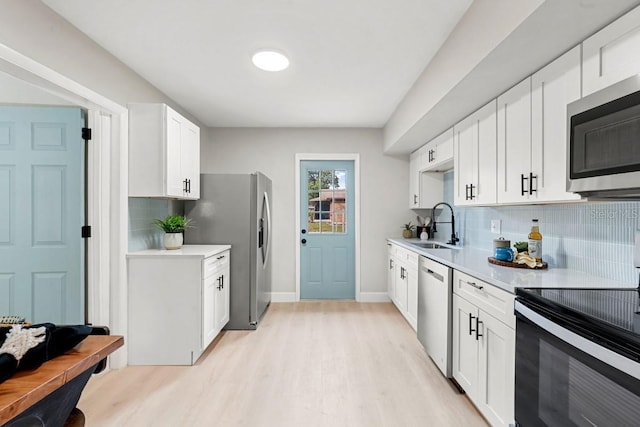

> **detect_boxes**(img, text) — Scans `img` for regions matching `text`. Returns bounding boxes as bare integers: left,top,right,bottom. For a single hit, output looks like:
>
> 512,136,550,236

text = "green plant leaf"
153,214,193,233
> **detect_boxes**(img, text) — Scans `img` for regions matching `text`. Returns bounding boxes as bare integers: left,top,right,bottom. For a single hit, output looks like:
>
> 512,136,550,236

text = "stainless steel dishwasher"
418,256,453,378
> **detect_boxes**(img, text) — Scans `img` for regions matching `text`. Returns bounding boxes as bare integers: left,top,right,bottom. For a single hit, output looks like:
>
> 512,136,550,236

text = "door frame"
0,43,129,368
295,153,360,302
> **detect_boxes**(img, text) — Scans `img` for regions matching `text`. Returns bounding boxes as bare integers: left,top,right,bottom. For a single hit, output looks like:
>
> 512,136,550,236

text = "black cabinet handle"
389,259,394,269
520,174,528,196
301,238,307,244
465,184,470,200
529,172,537,195
469,313,476,336
475,318,483,341
469,184,475,200
413,194,418,205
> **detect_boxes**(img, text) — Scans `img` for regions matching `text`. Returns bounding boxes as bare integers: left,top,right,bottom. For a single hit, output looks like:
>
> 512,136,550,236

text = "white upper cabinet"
583,5,640,96
409,144,444,210
424,128,454,171
531,45,582,203
497,78,532,204
496,47,582,205
129,103,200,200
409,149,423,208
454,100,497,206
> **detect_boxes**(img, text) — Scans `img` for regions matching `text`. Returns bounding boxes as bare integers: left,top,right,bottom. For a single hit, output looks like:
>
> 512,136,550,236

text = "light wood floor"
78,302,487,426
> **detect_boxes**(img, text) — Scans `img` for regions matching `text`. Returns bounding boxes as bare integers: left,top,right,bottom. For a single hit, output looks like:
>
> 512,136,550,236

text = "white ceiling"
41,0,472,128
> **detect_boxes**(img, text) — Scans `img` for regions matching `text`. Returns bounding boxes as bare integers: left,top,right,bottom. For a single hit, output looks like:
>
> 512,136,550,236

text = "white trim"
0,43,128,368
294,153,361,302
358,292,391,303
270,292,297,303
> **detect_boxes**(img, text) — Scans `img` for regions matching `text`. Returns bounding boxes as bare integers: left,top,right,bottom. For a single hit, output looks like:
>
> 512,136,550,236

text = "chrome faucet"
431,202,459,246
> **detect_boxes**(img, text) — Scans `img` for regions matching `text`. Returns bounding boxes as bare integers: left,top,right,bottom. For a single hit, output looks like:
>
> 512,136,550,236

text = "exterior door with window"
300,160,355,299
0,106,85,324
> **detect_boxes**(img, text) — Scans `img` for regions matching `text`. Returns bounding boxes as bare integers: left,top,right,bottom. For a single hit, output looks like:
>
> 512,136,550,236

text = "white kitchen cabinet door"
424,128,454,171
454,100,497,206
409,150,421,208
181,118,201,199
386,244,396,300
406,261,418,331
454,114,476,206
394,262,408,313
531,46,582,203
214,252,231,334
477,311,515,427
497,78,532,204
583,5,640,96
129,103,200,200
202,273,217,349
452,294,479,402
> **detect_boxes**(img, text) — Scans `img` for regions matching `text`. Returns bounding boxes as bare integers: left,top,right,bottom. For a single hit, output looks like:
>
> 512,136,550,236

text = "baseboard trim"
270,292,297,303
270,292,391,303
358,292,391,303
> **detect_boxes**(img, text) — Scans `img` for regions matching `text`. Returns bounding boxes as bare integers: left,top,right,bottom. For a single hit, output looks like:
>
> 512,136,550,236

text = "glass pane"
334,170,346,189
320,170,334,190
308,171,319,191
307,168,348,234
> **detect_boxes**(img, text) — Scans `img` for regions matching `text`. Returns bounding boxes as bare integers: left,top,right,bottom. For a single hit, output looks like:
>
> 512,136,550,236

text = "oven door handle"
515,301,640,380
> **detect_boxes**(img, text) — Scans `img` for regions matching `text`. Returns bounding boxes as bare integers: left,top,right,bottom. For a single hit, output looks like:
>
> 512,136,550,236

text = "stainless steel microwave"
567,74,640,199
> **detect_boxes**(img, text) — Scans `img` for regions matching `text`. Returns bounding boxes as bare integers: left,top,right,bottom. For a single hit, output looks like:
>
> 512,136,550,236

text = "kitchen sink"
409,242,456,249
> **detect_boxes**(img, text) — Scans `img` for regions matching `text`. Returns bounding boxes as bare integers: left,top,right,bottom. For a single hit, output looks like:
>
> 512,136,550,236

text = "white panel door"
531,46,582,203
453,114,476,206
452,295,479,401
478,311,515,427
165,107,184,198
497,78,532,204
583,5,640,96
0,106,84,324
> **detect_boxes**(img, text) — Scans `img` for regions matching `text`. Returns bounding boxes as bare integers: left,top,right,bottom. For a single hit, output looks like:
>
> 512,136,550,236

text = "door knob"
301,238,307,244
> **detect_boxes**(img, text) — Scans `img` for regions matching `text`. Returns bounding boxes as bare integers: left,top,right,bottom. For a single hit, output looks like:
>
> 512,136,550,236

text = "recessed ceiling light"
252,50,290,72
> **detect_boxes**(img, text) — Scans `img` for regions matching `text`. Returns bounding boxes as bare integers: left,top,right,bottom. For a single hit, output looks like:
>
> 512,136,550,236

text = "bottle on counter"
528,219,542,262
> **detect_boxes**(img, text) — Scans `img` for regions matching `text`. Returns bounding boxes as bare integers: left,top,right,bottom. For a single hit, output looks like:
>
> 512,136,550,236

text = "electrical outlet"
491,219,501,234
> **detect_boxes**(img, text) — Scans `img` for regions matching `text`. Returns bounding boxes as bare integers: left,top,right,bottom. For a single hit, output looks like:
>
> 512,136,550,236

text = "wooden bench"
0,335,124,426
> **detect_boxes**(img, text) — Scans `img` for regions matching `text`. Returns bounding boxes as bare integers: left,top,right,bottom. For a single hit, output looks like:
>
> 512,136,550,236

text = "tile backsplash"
128,198,186,252
434,171,640,284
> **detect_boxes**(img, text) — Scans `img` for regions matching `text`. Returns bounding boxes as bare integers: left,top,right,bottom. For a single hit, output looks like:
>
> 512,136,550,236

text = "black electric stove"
516,287,640,362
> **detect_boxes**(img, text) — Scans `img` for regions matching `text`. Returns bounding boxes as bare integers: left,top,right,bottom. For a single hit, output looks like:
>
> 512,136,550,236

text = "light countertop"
388,238,634,294
127,244,231,259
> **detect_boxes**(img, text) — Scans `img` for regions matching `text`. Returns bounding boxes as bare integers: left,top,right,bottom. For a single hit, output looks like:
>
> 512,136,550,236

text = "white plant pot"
163,232,183,250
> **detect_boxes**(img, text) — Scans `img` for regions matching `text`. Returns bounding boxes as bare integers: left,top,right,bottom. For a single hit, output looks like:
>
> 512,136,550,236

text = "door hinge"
82,127,92,141
81,225,92,238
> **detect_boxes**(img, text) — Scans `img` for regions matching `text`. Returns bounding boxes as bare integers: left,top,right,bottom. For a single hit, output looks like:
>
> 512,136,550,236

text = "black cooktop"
516,287,640,361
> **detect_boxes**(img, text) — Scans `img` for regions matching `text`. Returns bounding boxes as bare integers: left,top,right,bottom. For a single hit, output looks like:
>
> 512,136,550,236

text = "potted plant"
153,214,193,250
402,222,415,239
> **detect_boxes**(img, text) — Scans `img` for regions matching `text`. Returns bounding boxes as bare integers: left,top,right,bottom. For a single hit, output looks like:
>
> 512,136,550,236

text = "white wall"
0,0,200,124
202,128,410,295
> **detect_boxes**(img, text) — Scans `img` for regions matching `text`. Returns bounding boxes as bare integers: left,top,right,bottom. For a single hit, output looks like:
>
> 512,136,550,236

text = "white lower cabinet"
127,246,231,365
387,242,418,331
452,270,515,427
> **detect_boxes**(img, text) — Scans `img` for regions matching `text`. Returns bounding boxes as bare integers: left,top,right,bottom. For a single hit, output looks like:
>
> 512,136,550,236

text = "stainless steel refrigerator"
185,173,272,330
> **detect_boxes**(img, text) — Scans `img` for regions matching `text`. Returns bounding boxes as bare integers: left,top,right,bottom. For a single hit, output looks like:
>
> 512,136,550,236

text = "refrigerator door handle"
262,191,272,266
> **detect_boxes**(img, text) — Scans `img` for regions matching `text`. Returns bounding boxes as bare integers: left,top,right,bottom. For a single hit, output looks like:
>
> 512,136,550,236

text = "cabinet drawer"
203,251,230,278
396,246,419,268
453,270,515,328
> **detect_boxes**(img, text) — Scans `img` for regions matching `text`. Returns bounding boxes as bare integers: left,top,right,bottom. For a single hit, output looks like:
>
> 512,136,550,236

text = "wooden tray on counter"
488,257,548,270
